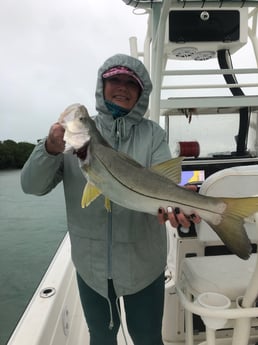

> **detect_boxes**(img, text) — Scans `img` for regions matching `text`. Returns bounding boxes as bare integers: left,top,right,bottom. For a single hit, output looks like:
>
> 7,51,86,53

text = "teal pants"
76,273,164,345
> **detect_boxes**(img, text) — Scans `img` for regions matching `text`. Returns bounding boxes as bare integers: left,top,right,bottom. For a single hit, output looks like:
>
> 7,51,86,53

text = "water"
0,170,67,345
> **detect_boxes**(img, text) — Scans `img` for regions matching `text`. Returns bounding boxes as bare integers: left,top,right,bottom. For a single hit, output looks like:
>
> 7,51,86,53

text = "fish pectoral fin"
150,157,183,184
105,198,111,212
81,182,102,208
81,183,111,212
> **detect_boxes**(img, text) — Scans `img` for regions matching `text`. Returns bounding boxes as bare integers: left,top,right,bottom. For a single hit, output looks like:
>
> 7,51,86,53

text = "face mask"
104,100,130,119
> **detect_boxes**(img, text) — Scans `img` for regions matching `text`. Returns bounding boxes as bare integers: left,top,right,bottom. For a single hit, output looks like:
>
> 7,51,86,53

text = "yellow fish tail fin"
208,197,258,260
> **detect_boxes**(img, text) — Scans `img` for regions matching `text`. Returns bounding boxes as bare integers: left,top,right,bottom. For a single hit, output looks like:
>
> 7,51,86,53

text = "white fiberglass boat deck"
6,234,134,345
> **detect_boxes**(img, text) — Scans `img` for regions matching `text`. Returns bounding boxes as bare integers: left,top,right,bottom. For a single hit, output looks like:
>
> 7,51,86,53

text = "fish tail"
208,197,258,260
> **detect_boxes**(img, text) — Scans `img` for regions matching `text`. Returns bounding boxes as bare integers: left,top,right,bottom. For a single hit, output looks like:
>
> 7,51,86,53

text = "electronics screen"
180,170,205,186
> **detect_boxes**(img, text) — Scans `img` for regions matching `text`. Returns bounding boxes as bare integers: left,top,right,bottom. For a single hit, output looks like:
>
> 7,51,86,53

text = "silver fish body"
87,139,225,224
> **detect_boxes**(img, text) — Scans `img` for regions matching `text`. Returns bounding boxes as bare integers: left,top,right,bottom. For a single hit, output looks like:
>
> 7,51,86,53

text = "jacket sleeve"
21,138,64,196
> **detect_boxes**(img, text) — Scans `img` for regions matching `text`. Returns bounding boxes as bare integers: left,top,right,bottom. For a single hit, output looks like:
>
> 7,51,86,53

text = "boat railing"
160,67,258,111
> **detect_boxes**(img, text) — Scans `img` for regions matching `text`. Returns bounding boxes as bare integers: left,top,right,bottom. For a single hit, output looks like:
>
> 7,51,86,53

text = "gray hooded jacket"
21,54,171,298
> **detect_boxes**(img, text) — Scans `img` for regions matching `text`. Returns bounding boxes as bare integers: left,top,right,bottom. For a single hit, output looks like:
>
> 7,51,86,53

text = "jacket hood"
95,54,152,138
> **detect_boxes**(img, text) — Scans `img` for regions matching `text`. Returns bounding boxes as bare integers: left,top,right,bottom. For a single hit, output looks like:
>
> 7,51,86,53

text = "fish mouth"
74,141,90,161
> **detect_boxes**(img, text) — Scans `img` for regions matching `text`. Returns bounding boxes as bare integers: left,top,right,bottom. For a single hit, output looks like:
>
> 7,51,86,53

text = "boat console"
123,1,258,344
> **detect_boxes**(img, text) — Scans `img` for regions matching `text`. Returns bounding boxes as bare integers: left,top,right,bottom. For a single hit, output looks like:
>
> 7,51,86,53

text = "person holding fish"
20,54,209,345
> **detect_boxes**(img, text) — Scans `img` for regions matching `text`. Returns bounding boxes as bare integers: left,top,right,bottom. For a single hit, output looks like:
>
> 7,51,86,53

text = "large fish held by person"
59,103,258,260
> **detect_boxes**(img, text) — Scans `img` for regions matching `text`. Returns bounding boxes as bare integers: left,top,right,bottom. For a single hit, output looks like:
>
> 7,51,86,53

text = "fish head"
58,103,92,152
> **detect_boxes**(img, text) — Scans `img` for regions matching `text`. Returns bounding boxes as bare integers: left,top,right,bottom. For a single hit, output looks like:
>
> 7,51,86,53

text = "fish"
58,103,258,260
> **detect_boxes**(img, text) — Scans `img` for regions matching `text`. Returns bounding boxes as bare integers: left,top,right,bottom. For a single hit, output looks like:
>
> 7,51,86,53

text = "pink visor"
102,66,143,89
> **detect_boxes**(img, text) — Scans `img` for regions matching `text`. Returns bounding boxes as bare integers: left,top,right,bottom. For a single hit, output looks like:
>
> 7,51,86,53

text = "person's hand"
45,123,65,155
158,206,201,228
157,183,201,227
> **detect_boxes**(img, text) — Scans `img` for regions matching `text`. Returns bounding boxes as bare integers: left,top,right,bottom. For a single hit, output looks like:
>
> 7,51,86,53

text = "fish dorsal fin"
81,182,111,212
81,182,102,208
150,157,183,184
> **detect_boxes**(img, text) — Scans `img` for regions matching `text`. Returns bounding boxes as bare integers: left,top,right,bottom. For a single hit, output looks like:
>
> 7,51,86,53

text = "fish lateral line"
88,152,225,217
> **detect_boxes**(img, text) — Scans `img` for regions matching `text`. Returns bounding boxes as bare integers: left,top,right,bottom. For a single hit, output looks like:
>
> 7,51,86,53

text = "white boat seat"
180,254,257,301
199,165,258,198
198,164,258,244
180,165,258,301
176,165,258,344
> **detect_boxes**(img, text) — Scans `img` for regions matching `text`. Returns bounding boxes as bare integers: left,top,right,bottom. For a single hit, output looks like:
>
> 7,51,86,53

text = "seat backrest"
197,164,258,243
200,165,258,197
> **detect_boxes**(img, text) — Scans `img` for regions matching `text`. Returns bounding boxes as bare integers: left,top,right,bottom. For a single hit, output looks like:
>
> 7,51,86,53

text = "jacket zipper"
107,132,120,279
107,202,113,279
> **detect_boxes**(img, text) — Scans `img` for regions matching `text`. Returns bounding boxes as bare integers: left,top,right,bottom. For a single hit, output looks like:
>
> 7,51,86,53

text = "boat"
6,0,258,344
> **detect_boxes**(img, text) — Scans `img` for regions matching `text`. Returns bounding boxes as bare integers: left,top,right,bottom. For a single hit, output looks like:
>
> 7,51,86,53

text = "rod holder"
197,292,231,330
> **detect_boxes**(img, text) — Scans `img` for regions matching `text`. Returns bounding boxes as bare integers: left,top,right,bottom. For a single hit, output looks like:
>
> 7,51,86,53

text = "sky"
0,0,147,143
1,1,257,144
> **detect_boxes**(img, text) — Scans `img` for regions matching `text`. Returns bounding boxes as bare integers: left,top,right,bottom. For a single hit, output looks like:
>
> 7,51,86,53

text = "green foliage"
0,140,35,169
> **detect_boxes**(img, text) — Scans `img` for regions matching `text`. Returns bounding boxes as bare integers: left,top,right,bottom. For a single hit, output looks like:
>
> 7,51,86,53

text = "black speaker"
169,10,240,43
